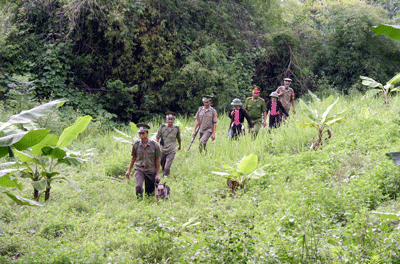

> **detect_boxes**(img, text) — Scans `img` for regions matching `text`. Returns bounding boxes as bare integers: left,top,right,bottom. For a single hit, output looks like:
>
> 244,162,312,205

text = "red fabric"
271,102,280,115
234,110,241,125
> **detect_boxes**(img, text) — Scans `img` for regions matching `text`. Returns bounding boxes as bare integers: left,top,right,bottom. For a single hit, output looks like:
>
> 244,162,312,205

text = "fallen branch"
108,177,125,182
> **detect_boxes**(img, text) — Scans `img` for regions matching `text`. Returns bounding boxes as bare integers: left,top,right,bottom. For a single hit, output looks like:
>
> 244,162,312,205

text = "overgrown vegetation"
1,0,399,121
1,93,400,263
0,99,92,203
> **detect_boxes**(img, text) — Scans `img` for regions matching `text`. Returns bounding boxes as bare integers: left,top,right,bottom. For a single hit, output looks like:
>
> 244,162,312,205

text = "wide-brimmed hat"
231,98,242,106
284,78,292,82
202,95,213,102
137,123,150,133
269,92,279,98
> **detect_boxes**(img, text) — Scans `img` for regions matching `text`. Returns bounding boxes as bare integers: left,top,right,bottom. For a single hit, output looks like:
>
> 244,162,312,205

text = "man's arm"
193,120,199,137
177,128,182,150
291,96,296,114
125,156,136,179
243,109,254,130
155,126,162,142
155,156,161,181
262,111,267,127
211,122,217,140
155,143,161,181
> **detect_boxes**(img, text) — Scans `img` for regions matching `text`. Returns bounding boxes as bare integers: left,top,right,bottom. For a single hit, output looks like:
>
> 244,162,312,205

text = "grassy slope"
1,94,400,263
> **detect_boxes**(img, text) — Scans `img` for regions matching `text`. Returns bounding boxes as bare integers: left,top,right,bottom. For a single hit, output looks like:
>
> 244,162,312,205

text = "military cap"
137,123,150,133
284,78,292,82
231,98,243,106
166,111,177,119
202,95,214,102
252,86,261,93
269,92,279,98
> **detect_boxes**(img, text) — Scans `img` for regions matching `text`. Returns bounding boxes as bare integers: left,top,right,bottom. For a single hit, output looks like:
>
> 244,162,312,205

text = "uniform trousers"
199,131,212,152
160,152,176,176
134,169,156,198
250,119,262,137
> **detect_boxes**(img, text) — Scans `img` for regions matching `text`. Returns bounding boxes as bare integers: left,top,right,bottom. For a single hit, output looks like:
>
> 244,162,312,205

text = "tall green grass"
1,94,400,263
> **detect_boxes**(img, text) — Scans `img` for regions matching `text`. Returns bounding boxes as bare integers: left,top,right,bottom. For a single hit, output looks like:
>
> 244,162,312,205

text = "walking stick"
187,127,199,151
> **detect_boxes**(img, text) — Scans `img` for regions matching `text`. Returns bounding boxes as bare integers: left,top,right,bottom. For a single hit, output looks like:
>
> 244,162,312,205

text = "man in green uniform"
275,78,296,120
155,111,182,177
125,123,161,199
192,95,218,152
243,86,267,136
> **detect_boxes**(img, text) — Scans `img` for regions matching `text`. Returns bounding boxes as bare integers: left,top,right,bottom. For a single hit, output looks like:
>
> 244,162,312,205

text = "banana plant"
360,73,400,105
0,99,67,158
297,94,348,150
0,99,67,206
211,153,267,194
7,115,92,201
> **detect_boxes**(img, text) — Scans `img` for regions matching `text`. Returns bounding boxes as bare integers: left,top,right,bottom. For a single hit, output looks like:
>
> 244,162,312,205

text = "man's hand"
231,110,234,116
292,109,296,114
250,127,255,131
125,170,131,179
155,173,160,181
211,134,216,141
192,131,196,137
178,145,181,151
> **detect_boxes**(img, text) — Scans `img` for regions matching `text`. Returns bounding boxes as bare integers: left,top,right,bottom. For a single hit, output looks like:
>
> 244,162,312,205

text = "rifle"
187,127,200,151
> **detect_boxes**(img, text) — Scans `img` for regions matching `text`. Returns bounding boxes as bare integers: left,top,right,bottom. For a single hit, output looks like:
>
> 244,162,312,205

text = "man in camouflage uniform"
243,86,267,136
275,78,296,120
155,111,182,177
125,123,161,199
192,95,218,152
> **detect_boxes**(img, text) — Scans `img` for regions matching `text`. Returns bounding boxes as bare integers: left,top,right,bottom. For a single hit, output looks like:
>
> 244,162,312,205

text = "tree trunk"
34,188,39,201
44,185,51,201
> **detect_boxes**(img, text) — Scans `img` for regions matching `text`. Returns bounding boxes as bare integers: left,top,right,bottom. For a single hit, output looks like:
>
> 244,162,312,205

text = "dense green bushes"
1,0,400,122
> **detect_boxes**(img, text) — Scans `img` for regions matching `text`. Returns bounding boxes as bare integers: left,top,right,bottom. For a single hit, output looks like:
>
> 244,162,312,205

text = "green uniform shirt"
243,97,267,122
195,106,218,134
131,140,161,174
156,124,181,154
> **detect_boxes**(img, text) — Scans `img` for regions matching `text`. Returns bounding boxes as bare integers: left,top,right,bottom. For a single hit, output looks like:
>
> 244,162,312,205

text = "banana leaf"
371,24,400,41
0,99,67,131
57,116,92,149
237,153,258,175
0,169,23,190
2,191,43,206
0,129,50,158
386,152,400,166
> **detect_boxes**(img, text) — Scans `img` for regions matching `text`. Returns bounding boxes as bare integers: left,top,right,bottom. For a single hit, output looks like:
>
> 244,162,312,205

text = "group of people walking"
125,78,296,198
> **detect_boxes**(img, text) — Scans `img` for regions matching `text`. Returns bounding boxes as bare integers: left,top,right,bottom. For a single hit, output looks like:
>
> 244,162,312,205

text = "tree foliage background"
0,0,399,122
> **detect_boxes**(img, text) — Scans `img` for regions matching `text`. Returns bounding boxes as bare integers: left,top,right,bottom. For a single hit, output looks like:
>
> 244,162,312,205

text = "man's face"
203,100,211,107
167,117,175,125
234,105,240,110
139,131,148,140
252,91,260,99
284,81,291,88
